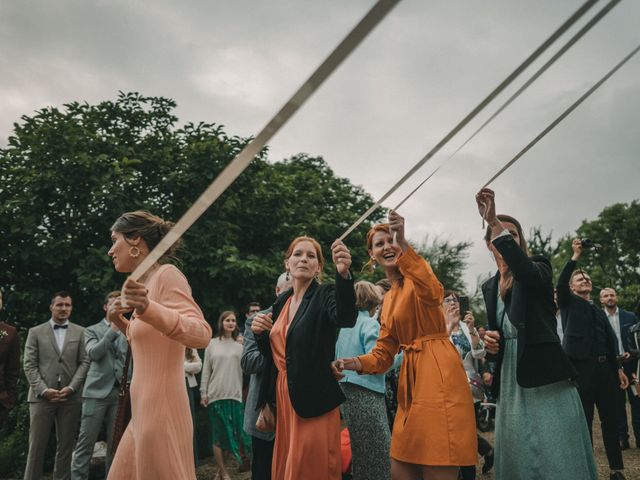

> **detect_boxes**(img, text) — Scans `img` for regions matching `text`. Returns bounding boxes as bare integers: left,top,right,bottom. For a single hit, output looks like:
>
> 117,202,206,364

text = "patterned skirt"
207,399,252,462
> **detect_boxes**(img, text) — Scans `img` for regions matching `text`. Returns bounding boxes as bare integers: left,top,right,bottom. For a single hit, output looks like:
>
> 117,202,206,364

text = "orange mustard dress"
108,264,212,480
358,247,477,466
270,298,341,480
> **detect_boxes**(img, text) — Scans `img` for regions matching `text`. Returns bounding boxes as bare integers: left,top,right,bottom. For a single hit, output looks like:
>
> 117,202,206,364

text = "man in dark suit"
23,291,89,480
0,289,20,423
600,287,640,449
557,240,629,480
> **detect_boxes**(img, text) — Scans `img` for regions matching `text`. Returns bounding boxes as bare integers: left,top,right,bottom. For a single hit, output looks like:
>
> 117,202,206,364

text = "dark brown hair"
104,290,120,304
443,290,459,300
51,291,72,304
217,310,239,340
111,210,180,262
483,214,529,256
285,236,325,282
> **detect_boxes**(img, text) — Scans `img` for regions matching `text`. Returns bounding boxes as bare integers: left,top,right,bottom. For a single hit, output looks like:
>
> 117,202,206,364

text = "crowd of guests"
1,190,639,479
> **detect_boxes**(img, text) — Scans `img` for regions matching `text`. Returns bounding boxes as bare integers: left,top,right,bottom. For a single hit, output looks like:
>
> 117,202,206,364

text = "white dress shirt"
605,307,624,354
556,311,564,342
50,319,69,351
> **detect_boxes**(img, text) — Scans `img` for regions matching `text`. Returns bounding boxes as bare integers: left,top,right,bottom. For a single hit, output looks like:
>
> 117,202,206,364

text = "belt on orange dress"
398,332,450,413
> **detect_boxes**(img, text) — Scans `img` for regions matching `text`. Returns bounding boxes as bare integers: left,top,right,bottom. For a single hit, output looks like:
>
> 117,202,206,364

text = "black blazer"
482,234,576,398
557,259,619,373
257,273,357,418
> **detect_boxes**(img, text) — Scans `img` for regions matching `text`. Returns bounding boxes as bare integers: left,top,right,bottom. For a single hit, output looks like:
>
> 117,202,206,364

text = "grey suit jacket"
83,319,128,399
241,308,275,441
23,321,89,402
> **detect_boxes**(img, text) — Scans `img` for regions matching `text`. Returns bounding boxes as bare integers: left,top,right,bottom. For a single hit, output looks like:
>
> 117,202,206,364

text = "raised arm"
85,325,120,361
357,315,400,375
388,211,443,305
493,234,552,289
397,247,444,305
321,273,358,328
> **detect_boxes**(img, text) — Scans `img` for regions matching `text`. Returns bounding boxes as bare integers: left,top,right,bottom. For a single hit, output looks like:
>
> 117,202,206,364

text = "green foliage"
528,225,560,258
413,235,473,295
0,92,382,331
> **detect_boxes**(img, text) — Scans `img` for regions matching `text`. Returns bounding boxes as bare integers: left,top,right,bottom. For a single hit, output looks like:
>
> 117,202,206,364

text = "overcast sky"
1,0,638,292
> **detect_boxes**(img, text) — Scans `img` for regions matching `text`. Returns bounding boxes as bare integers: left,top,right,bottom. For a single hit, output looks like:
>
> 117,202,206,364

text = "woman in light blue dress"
476,188,597,480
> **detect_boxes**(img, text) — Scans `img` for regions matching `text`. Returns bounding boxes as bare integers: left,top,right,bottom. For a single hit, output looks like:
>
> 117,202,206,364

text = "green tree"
414,235,472,294
0,92,385,476
528,225,560,258
0,92,381,331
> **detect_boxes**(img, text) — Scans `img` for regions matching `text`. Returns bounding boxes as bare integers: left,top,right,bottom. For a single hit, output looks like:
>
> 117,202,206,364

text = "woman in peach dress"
106,211,212,479
252,236,357,480
335,212,476,480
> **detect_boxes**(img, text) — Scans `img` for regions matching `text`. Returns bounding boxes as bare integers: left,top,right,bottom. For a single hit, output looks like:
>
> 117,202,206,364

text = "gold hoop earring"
285,271,290,281
128,246,141,258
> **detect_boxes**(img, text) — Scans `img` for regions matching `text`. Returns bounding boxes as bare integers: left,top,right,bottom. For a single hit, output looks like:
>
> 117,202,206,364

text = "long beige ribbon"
483,43,640,188
392,0,622,212
129,0,401,281
337,0,598,241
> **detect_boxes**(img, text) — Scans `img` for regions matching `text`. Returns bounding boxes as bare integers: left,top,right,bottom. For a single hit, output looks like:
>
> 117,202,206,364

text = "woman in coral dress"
335,212,476,480
106,210,212,479
252,236,357,480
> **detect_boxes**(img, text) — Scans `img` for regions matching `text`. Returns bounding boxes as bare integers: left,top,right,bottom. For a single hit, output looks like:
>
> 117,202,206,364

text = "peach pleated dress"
108,264,212,480
358,247,477,466
270,299,341,480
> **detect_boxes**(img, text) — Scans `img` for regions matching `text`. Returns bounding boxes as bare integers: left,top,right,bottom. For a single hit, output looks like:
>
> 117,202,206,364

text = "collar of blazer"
274,279,320,337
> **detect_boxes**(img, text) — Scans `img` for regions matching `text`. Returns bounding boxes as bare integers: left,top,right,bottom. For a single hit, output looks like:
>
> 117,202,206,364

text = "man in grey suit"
23,291,89,480
241,273,291,480
71,291,128,480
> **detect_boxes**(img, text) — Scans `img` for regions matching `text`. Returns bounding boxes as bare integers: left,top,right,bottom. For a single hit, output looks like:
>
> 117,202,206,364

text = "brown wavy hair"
110,210,180,263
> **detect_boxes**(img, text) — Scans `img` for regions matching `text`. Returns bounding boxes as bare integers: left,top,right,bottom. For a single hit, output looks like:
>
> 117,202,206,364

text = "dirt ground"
28,408,639,480
196,408,640,480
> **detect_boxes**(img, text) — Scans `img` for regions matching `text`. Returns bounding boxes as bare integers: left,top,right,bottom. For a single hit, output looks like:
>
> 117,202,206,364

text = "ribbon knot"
397,332,450,414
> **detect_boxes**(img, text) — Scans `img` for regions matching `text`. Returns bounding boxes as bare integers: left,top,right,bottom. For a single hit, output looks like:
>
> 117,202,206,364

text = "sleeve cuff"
491,229,512,243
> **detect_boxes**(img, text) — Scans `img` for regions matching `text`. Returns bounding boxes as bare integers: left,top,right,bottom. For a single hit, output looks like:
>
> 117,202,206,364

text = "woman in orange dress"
252,236,357,480
335,212,476,480
106,211,212,479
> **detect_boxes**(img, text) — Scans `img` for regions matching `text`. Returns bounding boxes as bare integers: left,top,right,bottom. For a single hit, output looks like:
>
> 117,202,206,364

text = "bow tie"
54,324,68,330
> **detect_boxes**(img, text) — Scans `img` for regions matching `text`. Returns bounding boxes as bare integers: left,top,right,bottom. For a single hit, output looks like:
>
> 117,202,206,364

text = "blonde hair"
355,281,382,311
